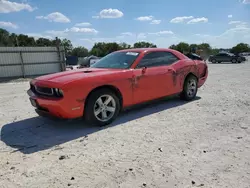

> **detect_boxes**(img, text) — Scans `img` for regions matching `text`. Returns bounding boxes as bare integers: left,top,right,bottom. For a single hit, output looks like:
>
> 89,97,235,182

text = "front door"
132,51,179,104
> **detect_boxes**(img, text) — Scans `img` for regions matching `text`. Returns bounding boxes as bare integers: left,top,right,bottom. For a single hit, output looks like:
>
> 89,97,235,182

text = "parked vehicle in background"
208,52,246,63
239,52,250,56
65,56,79,70
27,48,208,126
65,55,100,70
78,55,100,68
66,65,80,71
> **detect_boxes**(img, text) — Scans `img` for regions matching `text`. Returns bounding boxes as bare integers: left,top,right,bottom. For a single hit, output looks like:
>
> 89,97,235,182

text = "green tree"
210,48,220,55
0,28,11,46
105,42,121,54
36,37,52,46
119,42,131,49
51,37,61,46
133,41,157,48
90,47,103,57
71,46,89,57
90,42,121,57
230,43,250,54
9,33,19,46
197,43,212,53
16,34,35,46
61,38,73,55
175,42,190,53
189,44,198,52
169,44,177,50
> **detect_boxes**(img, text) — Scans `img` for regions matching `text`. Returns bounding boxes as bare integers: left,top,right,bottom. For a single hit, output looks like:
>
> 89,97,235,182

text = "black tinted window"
137,52,179,68
186,53,203,60
217,53,228,56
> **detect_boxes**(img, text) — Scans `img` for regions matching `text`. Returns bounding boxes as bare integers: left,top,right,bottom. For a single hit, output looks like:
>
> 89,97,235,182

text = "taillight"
201,65,207,77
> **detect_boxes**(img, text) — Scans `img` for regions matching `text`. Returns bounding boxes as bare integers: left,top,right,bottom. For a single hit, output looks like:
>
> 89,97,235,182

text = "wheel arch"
183,72,198,88
180,72,198,101
84,85,123,110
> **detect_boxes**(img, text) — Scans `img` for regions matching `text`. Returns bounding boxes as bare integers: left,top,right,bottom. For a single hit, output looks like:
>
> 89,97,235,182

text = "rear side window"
186,53,203,60
137,51,179,68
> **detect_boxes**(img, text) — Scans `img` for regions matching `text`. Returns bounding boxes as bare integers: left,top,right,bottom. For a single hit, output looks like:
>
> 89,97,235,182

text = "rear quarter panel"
195,60,207,77
171,59,200,92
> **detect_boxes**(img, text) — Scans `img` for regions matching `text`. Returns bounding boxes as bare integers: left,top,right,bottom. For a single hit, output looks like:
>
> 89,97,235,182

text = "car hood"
33,68,125,86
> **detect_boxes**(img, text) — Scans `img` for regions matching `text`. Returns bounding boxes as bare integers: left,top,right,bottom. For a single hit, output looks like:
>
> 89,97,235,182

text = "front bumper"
27,89,84,119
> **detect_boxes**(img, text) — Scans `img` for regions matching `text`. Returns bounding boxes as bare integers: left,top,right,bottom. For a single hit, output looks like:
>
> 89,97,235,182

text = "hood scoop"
82,70,93,73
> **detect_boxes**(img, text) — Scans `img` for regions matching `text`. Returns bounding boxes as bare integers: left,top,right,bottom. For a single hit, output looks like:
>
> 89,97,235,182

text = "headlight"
54,88,64,97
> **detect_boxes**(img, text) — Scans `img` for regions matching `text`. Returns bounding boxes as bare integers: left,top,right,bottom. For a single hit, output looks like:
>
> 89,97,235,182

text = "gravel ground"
0,59,250,188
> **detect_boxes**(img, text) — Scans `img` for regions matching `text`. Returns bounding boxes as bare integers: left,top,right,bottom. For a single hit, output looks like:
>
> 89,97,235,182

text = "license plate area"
30,98,37,107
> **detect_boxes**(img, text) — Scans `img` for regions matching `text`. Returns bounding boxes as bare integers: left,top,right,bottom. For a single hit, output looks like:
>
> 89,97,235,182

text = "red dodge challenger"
27,48,208,126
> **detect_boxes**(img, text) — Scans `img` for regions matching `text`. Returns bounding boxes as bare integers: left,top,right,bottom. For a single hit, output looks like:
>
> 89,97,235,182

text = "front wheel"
84,88,120,126
180,75,198,101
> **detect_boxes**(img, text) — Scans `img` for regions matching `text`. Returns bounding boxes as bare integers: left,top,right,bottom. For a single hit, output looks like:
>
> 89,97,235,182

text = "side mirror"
142,67,147,74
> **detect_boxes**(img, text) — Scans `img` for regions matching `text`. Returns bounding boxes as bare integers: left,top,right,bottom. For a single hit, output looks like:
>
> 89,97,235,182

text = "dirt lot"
0,59,250,188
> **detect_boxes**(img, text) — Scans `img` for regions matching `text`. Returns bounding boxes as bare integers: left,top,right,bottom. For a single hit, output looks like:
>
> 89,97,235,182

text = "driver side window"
136,51,179,68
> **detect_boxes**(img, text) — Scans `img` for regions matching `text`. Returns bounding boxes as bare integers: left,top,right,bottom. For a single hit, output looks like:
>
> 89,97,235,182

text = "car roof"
117,48,188,60
117,48,178,53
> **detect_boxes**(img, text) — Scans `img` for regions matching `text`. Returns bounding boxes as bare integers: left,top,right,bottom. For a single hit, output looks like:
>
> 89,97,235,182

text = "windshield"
90,51,140,69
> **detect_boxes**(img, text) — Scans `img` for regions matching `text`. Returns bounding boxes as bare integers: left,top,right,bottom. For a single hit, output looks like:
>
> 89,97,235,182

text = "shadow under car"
0,95,201,154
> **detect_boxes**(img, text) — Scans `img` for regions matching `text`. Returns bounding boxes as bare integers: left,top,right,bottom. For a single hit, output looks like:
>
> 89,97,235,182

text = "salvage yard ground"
0,59,250,188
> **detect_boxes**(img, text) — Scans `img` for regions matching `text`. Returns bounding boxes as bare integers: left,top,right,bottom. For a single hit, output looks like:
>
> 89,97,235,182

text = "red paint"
28,48,208,119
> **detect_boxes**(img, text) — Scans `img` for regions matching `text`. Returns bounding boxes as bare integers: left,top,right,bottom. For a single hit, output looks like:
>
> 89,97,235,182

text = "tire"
180,75,198,101
218,61,222,63
84,88,120,126
231,59,237,63
211,59,216,64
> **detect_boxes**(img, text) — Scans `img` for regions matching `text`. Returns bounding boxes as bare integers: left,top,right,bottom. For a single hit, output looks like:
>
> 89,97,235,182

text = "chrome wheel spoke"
104,96,112,105
190,85,196,90
96,98,104,106
101,110,107,119
94,108,102,116
106,106,115,112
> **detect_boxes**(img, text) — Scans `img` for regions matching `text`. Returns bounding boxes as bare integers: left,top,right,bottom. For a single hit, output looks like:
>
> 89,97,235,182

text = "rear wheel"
84,88,120,126
180,75,198,101
211,59,216,64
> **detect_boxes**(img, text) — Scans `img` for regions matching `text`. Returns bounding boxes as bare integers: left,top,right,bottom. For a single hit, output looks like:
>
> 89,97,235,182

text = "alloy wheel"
187,79,197,98
94,94,116,122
